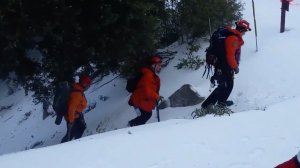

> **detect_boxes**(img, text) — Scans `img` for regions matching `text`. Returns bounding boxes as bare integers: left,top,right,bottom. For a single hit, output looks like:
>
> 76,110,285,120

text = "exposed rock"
158,84,205,109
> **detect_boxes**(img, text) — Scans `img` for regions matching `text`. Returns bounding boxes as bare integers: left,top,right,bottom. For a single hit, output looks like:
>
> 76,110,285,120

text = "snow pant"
61,114,86,143
129,108,152,126
201,72,234,108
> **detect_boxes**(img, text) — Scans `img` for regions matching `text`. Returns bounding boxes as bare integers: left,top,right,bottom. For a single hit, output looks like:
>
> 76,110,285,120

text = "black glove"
234,67,239,74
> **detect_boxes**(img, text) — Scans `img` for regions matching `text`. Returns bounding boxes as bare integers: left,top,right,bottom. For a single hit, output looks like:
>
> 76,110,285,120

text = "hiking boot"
128,120,137,127
214,103,233,116
192,105,214,118
127,121,132,127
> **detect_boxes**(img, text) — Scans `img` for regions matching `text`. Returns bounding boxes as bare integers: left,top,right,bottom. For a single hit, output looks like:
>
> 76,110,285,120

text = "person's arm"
225,36,239,70
139,73,159,101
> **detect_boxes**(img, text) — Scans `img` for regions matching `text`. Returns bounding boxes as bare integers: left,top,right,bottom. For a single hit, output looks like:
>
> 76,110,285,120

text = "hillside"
1,0,300,167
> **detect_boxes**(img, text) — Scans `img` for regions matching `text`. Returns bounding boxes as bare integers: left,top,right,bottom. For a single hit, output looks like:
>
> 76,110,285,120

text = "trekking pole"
156,106,160,122
156,101,160,122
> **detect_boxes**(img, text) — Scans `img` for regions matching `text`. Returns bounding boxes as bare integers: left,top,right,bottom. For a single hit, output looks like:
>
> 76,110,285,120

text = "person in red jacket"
61,74,92,143
275,151,300,168
199,20,251,115
128,55,163,126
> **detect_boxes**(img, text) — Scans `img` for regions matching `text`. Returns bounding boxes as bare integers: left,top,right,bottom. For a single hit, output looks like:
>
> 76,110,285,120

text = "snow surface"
1,0,300,167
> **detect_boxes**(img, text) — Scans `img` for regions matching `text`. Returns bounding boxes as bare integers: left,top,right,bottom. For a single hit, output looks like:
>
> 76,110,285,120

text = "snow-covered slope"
0,97,300,168
1,0,300,167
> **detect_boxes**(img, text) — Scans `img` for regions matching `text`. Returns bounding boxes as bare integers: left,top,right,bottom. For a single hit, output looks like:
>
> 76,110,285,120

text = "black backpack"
53,82,71,125
203,27,235,78
126,73,143,93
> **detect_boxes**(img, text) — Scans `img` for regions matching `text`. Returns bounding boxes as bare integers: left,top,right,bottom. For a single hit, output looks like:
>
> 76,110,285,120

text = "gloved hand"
234,67,239,74
158,96,164,102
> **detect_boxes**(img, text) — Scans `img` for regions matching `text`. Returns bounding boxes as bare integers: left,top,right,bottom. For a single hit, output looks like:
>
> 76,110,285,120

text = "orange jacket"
225,26,244,69
65,83,87,123
129,67,160,112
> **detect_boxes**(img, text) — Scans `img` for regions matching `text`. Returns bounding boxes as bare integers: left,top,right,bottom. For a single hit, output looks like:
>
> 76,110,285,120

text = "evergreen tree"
177,0,243,41
0,0,169,102
0,0,244,104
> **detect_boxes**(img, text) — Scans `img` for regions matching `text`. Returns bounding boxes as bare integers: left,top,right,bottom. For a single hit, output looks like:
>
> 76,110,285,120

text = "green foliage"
177,0,243,40
191,108,206,118
0,0,244,104
159,3,181,47
0,0,168,102
175,55,204,70
175,44,205,70
175,0,243,71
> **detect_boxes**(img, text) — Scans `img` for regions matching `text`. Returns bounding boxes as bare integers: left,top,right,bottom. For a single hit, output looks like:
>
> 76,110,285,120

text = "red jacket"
129,67,160,112
64,83,87,123
225,26,244,70
275,155,300,168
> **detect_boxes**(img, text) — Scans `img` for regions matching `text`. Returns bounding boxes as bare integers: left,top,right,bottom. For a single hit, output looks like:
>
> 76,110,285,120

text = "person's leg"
201,85,223,108
61,122,73,143
129,109,152,126
218,77,234,105
212,76,234,115
201,72,226,108
195,74,233,117
74,115,87,139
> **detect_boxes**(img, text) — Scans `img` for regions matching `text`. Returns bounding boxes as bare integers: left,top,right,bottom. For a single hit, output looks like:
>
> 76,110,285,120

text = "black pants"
129,108,152,126
202,72,234,108
61,114,86,143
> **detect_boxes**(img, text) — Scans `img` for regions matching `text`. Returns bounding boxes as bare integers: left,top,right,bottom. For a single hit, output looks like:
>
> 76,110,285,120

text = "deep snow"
0,0,300,167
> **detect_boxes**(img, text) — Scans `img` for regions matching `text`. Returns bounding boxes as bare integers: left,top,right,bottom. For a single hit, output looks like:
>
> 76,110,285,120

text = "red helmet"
236,20,251,32
150,55,162,64
79,74,92,88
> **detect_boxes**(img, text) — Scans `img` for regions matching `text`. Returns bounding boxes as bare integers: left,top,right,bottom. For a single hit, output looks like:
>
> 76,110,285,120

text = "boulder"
158,84,205,109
